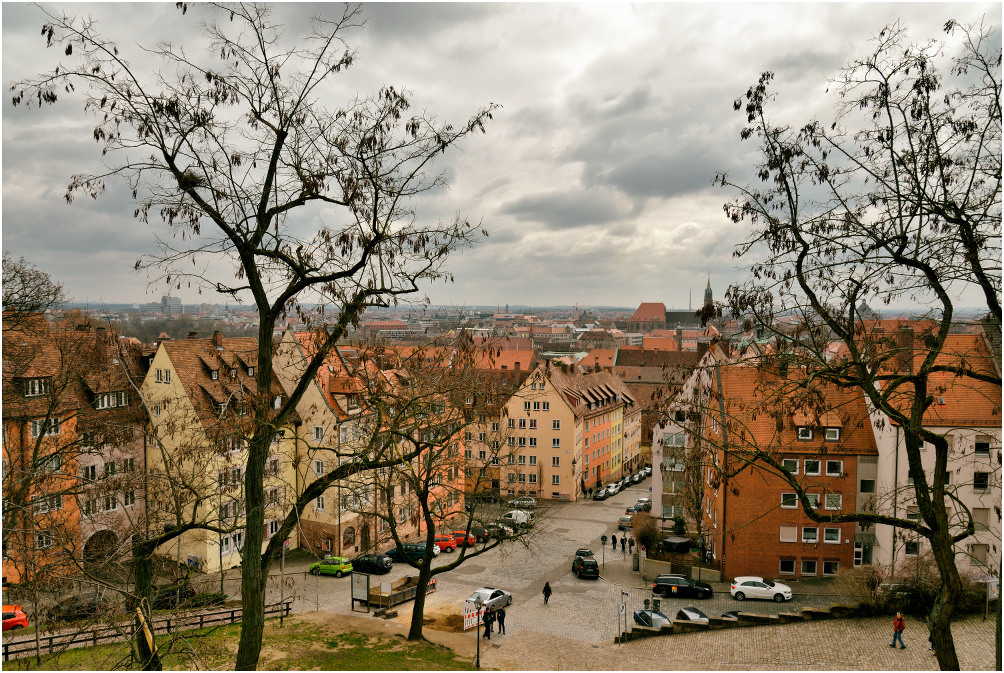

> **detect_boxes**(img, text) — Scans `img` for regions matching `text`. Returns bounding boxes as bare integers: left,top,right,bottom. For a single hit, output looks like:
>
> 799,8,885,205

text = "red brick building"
701,364,877,580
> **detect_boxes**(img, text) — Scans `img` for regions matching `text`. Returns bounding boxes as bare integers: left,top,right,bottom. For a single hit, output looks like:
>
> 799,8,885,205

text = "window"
247,366,255,377
165,369,171,383
533,402,541,411
825,460,843,476
804,459,820,475
104,461,117,478
973,472,990,491
524,401,531,411
518,473,526,483
781,458,798,474
313,460,325,477
313,426,324,441
529,455,537,466
975,435,991,455
156,369,163,383
779,559,796,574
779,525,797,543
801,559,817,575
478,450,486,461
824,428,840,441
518,418,527,429
104,494,118,511
802,526,818,543
973,507,990,530
266,456,280,477
805,493,820,508
518,455,526,465
552,438,560,448
551,456,560,467
823,527,841,543
30,418,61,438
507,436,515,447
507,418,516,429
529,437,537,447
860,479,875,493
35,530,54,550
507,473,516,483
44,454,61,473
82,498,98,517
518,437,526,447
491,422,500,432
123,489,136,507
528,419,537,430
123,458,134,473
969,543,990,566
552,419,560,430
797,427,813,441
823,560,839,575
268,520,280,537
24,377,50,396
904,541,920,556
479,431,488,441
552,474,560,485
211,369,219,380
315,495,326,512
781,493,797,509
528,473,537,484
542,402,550,411
83,464,97,482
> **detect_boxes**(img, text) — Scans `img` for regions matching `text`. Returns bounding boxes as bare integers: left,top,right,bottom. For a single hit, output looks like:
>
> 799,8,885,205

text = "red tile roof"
630,303,666,323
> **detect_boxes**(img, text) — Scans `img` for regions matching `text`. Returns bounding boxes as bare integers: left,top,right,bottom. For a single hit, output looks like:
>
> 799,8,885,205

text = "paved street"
253,477,998,669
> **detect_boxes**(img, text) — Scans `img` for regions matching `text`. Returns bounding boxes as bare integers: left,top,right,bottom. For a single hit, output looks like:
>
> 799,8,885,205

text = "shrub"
189,592,227,608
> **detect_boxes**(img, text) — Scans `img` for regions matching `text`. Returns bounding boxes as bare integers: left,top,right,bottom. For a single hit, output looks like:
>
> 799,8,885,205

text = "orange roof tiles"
630,303,666,322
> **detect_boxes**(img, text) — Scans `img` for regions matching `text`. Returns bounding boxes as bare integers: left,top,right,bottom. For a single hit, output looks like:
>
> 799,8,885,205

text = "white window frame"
780,492,797,509
779,558,796,574
825,460,843,476
542,402,550,411
313,425,325,442
315,495,326,512
779,525,797,543
312,460,325,477
824,493,842,510
797,427,813,440
823,527,841,544
804,459,821,475
802,526,818,543
801,559,817,575
781,458,798,474
824,427,840,441
551,474,560,485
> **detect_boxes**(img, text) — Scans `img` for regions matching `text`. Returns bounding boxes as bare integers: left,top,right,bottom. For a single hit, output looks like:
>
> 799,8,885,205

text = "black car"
46,593,110,622
484,522,513,539
651,574,713,599
572,555,600,579
351,553,393,574
592,488,609,501
386,543,436,562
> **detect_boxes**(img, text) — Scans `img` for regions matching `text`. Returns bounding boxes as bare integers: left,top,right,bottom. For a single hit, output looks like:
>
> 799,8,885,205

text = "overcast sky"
2,2,999,310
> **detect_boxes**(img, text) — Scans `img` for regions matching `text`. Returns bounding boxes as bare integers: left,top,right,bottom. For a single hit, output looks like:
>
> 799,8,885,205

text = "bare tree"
1,254,66,330
12,4,496,668
715,19,1000,670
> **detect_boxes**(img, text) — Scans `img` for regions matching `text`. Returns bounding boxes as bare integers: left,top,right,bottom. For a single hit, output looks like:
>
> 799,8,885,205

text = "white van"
499,510,533,529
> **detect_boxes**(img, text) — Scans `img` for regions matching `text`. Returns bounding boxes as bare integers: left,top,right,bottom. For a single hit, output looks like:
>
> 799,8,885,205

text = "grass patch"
3,617,472,671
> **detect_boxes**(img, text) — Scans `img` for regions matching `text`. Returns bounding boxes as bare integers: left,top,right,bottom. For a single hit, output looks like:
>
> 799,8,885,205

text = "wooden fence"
2,602,291,661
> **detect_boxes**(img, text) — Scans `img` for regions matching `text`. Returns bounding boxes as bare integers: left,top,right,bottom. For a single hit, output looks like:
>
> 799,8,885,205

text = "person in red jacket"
890,612,906,649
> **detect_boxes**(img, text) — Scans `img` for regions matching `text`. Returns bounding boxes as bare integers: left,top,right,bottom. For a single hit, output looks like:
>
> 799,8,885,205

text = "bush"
631,512,660,552
189,591,227,608
672,516,687,536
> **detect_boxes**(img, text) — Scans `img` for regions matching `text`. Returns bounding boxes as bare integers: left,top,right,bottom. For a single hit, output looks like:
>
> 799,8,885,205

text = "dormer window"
824,428,840,442
24,378,50,397
211,369,219,381
231,368,238,379
797,427,813,441
247,366,255,377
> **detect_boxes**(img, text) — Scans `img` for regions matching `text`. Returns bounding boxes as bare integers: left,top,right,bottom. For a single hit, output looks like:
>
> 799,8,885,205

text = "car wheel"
773,593,785,603
734,591,745,601
310,568,319,576
12,624,24,630
335,570,344,578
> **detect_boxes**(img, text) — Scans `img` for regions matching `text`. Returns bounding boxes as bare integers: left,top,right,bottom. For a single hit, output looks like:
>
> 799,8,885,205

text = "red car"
451,531,477,547
2,605,28,630
433,534,457,552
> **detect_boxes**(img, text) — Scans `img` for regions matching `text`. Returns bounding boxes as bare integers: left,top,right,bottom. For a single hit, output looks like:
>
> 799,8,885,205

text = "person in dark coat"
483,607,495,639
629,538,635,554
620,537,626,552
543,582,552,604
496,606,506,634
611,534,618,549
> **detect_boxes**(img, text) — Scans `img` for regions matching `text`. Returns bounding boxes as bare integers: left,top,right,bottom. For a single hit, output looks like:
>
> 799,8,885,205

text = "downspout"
891,424,899,577
714,363,730,578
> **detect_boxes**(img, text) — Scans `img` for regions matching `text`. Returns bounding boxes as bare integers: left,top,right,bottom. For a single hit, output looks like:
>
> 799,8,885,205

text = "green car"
309,556,353,577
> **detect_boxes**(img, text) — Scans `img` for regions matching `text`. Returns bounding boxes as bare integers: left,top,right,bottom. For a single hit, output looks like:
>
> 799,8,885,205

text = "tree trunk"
407,558,434,641
928,525,963,670
133,544,161,670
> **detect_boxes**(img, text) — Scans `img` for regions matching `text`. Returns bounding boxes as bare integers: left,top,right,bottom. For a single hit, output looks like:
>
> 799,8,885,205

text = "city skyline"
3,2,997,309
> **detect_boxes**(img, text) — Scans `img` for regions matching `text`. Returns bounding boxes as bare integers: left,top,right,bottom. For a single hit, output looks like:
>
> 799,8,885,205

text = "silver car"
468,587,513,610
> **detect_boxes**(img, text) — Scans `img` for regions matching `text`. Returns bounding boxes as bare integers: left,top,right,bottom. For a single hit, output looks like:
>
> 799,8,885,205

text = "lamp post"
473,596,484,668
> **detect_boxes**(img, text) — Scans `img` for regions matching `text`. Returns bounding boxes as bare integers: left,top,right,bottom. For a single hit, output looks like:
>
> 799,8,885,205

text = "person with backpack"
890,612,906,649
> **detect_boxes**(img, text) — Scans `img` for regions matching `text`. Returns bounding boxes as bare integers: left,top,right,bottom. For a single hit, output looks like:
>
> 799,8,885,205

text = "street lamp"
473,596,484,668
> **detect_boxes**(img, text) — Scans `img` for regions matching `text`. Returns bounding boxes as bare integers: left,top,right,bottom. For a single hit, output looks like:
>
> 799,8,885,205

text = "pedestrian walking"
497,606,506,634
611,534,618,550
543,582,552,604
620,537,626,553
629,538,635,554
483,607,495,640
890,612,906,649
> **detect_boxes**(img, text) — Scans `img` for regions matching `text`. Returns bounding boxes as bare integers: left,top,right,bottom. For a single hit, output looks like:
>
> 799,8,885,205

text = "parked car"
433,534,457,552
633,609,671,629
507,496,537,510
2,605,28,630
592,487,609,501
652,574,713,599
451,530,478,547
675,606,710,624
152,581,198,609
46,593,110,622
617,515,634,530
631,472,643,484
351,553,393,574
499,510,532,529
572,555,600,579
385,542,440,563
468,587,512,610
606,482,621,496
309,556,353,577
635,497,652,511
574,548,594,558
644,466,652,476
484,522,514,539
730,576,792,602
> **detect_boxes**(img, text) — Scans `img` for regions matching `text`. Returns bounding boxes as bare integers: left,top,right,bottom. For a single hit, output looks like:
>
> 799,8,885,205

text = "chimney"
515,361,521,371
895,324,914,374
188,331,200,340
675,324,683,352
212,330,223,349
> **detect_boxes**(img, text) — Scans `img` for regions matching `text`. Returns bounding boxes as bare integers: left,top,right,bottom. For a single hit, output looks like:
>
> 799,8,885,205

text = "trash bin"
632,552,639,571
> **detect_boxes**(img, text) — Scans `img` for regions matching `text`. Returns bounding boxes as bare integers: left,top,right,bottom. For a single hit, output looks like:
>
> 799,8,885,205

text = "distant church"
625,278,714,333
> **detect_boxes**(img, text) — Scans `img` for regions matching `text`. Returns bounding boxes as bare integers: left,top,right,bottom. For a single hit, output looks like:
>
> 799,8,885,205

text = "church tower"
701,277,713,327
